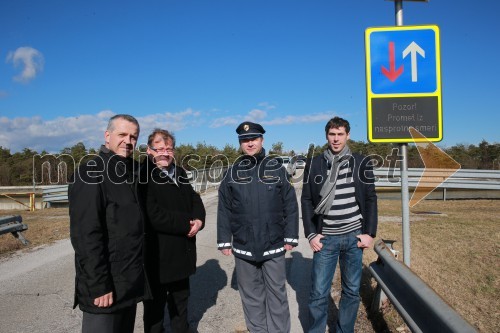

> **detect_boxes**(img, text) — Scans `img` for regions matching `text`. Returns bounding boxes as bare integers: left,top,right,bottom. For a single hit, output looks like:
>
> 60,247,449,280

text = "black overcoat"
140,159,206,284
69,146,148,313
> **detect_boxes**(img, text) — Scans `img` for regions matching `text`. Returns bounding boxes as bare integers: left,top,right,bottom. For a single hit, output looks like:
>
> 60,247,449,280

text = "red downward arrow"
381,42,403,82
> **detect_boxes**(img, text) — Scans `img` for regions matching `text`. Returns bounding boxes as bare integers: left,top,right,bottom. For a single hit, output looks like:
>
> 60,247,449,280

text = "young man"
217,121,299,333
141,129,205,333
301,117,378,333
69,114,147,333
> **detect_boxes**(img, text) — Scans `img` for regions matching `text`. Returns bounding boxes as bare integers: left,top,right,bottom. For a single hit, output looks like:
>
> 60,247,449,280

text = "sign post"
365,1,440,267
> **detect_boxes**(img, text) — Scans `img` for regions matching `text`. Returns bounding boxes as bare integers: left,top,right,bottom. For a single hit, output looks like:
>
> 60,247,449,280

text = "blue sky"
1,0,499,154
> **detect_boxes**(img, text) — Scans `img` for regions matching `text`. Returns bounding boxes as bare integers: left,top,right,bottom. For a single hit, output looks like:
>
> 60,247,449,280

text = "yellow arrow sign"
409,127,461,207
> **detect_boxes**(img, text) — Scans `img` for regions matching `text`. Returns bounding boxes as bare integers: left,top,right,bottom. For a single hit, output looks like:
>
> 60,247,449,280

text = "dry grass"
361,199,500,333
0,200,498,332
0,208,69,255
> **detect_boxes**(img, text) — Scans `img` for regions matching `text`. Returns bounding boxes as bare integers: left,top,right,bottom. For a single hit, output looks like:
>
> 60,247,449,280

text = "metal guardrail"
42,185,69,208
374,168,500,190
189,165,227,193
37,167,500,205
0,215,29,245
369,240,477,333
40,166,227,205
374,168,500,200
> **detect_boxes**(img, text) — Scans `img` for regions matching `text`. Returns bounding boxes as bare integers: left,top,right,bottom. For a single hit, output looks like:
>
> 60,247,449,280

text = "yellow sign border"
365,25,442,143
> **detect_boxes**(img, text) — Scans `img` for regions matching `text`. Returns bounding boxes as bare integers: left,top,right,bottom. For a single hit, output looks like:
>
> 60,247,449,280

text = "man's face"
104,119,139,158
147,135,175,168
239,137,263,156
326,126,350,154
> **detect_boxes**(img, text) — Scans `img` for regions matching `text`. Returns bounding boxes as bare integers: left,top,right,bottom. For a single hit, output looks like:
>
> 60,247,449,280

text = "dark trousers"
82,305,137,333
143,278,191,333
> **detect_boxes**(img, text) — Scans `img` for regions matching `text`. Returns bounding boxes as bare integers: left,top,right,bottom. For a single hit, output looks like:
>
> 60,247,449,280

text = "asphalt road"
0,186,318,333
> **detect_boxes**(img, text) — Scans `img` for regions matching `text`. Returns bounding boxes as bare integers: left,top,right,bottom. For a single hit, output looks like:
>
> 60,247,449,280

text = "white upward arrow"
402,41,425,82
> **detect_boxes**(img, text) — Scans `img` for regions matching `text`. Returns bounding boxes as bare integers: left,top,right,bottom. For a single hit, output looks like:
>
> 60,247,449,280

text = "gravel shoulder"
0,187,400,333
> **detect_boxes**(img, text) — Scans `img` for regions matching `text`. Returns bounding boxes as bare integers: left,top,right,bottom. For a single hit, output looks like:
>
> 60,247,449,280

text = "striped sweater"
307,163,362,241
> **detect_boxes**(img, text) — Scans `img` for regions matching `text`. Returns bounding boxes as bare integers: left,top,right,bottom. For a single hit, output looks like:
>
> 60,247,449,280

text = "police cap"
236,121,265,140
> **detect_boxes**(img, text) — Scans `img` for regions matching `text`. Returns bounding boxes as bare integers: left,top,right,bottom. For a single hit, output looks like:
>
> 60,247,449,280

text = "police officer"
217,121,299,333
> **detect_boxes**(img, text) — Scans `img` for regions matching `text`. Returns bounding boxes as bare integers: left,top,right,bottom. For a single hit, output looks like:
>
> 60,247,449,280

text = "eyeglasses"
148,145,175,154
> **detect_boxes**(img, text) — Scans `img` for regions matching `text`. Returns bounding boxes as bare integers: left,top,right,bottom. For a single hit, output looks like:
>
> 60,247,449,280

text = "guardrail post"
29,193,35,211
369,240,477,332
371,239,399,312
0,215,30,245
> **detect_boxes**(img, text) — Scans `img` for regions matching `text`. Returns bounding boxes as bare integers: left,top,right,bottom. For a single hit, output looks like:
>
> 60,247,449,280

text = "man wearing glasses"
140,128,205,333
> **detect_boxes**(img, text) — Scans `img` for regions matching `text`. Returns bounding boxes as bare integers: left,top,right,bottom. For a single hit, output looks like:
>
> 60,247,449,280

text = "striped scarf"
314,146,351,215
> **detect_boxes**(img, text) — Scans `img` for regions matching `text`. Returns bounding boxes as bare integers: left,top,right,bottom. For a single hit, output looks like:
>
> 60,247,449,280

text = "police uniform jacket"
139,158,206,284
69,146,149,314
301,152,378,238
217,150,299,262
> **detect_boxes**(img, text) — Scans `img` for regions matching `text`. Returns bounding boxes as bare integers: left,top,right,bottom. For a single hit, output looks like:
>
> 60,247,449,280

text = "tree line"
0,140,498,186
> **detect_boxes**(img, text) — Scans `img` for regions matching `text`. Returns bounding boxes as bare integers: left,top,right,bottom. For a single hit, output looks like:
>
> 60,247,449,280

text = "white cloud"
6,46,45,83
138,108,202,138
0,109,202,153
0,106,334,153
210,116,240,128
245,109,267,122
0,113,110,153
211,107,335,128
257,102,276,110
261,112,334,125
210,107,269,128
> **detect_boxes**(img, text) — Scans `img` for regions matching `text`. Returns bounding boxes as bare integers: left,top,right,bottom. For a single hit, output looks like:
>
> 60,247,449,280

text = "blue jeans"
308,230,363,333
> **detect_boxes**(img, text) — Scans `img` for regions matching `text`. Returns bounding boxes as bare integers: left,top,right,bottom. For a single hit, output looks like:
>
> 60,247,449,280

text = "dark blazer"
140,159,206,284
69,146,148,314
301,152,378,239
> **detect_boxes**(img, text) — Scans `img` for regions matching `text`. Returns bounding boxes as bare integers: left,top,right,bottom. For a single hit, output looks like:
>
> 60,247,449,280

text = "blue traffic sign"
369,28,438,94
365,25,442,143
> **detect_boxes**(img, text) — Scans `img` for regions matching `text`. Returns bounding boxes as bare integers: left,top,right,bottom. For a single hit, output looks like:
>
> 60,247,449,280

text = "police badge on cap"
236,121,266,140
